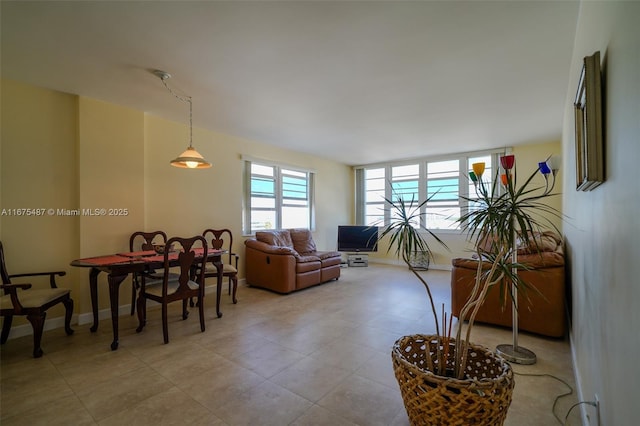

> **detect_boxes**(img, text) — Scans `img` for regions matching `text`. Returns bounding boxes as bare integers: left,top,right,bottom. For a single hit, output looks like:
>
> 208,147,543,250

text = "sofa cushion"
517,231,561,254
256,230,294,248
296,258,321,273
289,228,317,254
517,251,565,268
320,255,342,268
316,250,341,261
296,254,321,263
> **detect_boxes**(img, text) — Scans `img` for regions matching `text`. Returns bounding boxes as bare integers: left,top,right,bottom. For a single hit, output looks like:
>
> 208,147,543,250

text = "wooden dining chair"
128,231,168,315
202,228,239,304
0,241,74,358
135,236,208,344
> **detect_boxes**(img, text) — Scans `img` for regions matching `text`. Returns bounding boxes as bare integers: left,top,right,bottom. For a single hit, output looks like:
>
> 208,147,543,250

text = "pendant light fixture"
153,70,211,169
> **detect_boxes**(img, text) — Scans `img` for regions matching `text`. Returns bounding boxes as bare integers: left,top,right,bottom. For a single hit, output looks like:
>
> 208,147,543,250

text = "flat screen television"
337,225,378,252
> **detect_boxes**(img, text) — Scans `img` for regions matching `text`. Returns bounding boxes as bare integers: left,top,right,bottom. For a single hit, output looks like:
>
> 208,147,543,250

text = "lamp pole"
495,215,537,364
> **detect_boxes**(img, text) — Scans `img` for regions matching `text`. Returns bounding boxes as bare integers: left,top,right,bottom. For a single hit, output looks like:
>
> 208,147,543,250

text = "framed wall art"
574,51,604,191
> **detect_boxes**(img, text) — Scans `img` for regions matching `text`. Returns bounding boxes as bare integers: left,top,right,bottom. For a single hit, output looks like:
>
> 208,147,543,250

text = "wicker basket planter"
392,334,514,426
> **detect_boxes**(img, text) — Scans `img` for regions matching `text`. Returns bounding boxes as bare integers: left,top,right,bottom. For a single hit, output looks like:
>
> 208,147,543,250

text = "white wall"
562,2,640,424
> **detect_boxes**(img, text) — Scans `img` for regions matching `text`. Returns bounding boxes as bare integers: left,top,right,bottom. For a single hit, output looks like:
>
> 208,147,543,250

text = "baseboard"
368,258,452,271
3,278,246,340
3,315,81,340
569,326,591,425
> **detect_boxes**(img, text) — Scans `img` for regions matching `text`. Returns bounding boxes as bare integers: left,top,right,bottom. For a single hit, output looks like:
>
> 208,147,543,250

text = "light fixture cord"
160,77,193,148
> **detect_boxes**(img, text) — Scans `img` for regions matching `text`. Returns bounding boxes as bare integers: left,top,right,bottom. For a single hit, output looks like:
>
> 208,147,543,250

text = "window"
391,164,420,227
466,154,494,215
355,150,501,230
426,159,460,230
281,169,311,228
363,168,385,226
244,160,314,234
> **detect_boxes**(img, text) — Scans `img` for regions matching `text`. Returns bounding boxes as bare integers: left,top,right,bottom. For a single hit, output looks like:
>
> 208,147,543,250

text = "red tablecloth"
75,249,223,267
118,250,156,258
76,255,134,266
144,253,179,263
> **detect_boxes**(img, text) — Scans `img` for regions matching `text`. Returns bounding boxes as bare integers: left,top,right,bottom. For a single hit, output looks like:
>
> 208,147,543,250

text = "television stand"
347,253,368,267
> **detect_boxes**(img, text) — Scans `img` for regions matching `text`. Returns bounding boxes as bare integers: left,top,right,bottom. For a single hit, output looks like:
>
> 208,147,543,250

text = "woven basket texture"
392,334,514,426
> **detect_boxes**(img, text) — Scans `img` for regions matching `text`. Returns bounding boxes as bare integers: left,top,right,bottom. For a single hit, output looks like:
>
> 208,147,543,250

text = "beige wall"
144,113,352,264
79,97,146,256
561,2,639,425
1,79,351,331
1,80,79,323
76,97,147,315
512,141,564,232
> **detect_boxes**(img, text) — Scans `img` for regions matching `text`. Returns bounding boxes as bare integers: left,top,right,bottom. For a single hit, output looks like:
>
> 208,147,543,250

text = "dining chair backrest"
136,235,209,344
202,228,233,264
162,236,208,299
129,231,168,252
128,231,169,316
201,228,239,304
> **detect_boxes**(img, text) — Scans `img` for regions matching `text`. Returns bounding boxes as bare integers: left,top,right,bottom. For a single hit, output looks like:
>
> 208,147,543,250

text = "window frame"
355,149,505,231
243,158,315,235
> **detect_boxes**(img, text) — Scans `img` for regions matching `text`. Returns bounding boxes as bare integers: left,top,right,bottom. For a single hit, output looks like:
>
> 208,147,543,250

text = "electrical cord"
563,401,599,425
511,369,574,425
512,369,600,425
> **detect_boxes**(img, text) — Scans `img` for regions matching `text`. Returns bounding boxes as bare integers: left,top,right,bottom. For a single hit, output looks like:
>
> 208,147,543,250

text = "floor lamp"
471,155,559,365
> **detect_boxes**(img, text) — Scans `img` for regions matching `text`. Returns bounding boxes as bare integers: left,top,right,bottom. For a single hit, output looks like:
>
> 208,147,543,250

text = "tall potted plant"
377,192,448,336
381,155,560,425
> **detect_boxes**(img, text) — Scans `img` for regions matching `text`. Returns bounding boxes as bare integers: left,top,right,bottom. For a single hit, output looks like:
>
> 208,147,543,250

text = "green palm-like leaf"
376,191,448,265
459,167,562,258
373,184,450,371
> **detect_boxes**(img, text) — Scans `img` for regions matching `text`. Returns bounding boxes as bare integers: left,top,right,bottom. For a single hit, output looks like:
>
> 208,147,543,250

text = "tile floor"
1,264,581,425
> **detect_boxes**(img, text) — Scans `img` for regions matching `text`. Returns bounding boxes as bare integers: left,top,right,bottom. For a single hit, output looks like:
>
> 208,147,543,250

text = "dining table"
71,247,224,350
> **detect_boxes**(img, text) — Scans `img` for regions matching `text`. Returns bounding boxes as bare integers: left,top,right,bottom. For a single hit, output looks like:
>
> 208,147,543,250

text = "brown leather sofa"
450,231,566,338
244,229,341,294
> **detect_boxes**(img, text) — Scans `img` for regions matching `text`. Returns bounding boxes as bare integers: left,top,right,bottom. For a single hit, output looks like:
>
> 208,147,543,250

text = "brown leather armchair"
450,232,566,338
244,229,341,294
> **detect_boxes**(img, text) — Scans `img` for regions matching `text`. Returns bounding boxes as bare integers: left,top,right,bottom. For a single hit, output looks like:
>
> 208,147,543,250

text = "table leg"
107,273,128,350
89,268,100,332
215,258,223,318
232,276,238,304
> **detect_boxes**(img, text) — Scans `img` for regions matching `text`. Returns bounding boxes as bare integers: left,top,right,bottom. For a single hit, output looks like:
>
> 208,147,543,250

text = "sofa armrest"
245,239,298,256
244,242,297,293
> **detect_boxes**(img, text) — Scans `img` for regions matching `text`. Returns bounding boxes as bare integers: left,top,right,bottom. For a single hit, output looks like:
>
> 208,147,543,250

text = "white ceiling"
1,1,579,166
